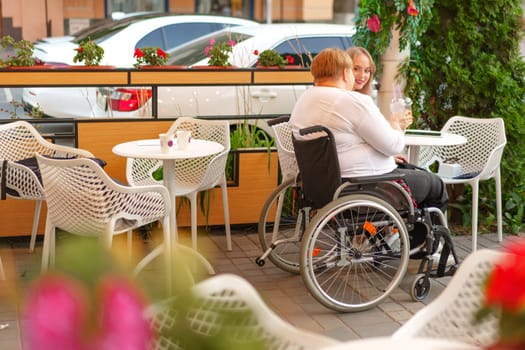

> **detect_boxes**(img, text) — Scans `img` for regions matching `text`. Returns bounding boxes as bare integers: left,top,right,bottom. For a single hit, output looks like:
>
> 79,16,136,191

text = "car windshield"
74,13,162,44
167,32,252,66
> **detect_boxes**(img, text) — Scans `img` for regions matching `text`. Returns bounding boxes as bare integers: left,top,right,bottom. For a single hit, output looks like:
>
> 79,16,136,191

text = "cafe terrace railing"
0,67,312,237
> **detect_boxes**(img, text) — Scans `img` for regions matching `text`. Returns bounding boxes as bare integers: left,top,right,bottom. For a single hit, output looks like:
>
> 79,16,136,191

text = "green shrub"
401,0,525,230
356,0,525,232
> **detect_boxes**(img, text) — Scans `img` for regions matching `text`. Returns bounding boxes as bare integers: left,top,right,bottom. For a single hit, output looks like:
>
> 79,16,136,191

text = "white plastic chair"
267,116,299,183
35,155,172,284
146,273,339,350
127,117,232,251
0,121,94,252
418,117,507,251
393,249,504,347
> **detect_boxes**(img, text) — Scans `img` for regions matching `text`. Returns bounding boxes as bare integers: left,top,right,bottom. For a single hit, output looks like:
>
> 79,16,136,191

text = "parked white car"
23,23,355,119
33,14,258,67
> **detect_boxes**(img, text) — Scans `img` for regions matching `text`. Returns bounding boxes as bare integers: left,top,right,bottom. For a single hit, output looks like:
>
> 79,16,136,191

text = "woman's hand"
394,154,408,164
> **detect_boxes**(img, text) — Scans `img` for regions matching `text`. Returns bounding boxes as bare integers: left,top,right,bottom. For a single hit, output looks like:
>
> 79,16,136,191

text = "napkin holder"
438,162,462,178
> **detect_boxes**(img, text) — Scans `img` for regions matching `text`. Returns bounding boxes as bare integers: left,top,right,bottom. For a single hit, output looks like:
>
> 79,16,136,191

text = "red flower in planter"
133,47,169,67
156,48,167,59
407,0,419,16
286,55,295,64
367,14,381,33
485,241,525,312
476,240,525,345
134,48,144,58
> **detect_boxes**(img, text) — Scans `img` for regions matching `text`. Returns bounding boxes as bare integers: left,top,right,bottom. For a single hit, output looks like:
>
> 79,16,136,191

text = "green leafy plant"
353,0,435,74
203,38,235,67
356,0,525,233
73,38,104,66
254,49,293,68
0,35,39,67
133,47,169,68
227,120,274,181
400,0,525,230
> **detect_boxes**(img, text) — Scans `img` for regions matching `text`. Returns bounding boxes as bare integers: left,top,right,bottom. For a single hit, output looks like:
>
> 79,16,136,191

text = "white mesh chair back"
146,274,339,350
393,249,503,347
0,121,94,251
418,117,506,179
268,116,298,182
166,117,231,193
127,157,162,186
127,117,232,251
418,117,506,251
36,155,171,275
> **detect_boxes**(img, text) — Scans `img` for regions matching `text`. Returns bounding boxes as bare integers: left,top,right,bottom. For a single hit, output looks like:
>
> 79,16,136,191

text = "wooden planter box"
176,149,279,227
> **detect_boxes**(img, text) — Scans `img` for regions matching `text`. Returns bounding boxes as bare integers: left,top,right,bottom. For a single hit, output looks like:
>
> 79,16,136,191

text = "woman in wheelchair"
257,47,459,312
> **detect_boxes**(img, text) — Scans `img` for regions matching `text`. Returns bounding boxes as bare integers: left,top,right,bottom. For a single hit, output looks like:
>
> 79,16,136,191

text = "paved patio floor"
0,226,522,349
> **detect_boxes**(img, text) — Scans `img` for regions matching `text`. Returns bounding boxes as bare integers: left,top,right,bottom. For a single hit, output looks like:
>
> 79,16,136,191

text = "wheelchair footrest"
430,263,458,278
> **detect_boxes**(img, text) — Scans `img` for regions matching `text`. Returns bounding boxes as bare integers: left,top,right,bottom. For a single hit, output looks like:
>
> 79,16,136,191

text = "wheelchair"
256,122,460,312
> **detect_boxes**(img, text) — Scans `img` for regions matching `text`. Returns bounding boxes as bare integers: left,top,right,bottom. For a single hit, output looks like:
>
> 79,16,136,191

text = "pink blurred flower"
92,277,153,350
23,274,89,350
367,14,381,33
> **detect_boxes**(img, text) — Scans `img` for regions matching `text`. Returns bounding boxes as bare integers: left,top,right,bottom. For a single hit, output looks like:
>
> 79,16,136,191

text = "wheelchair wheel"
300,194,410,312
258,178,306,273
410,274,431,302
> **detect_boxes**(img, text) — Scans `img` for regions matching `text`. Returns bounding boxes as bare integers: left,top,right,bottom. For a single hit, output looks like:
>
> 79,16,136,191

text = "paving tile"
0,230,511,349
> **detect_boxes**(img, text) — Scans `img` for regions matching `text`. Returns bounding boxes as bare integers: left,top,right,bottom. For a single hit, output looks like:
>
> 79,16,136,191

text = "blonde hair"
311,48,353,84
346,46,376,96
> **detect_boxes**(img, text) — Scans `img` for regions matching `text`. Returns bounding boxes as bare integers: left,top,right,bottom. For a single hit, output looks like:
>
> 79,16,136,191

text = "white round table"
113,138,224,274
404,131,467,164
322,337,480,350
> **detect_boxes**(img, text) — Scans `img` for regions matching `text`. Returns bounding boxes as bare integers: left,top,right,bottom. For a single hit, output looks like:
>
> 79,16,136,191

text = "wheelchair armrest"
267,115,290,127
346,173,405,184
299,125,332,136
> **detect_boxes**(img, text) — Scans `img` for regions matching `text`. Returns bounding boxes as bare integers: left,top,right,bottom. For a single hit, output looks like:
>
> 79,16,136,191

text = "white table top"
112,138,224,160
322,337,479,350
405,131,467,147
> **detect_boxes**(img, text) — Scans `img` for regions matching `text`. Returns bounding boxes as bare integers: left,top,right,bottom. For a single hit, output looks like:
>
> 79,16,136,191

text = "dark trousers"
392,163,448,212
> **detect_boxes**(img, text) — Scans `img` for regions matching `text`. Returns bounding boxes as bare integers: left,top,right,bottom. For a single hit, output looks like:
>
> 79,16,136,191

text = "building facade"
1,0,336,41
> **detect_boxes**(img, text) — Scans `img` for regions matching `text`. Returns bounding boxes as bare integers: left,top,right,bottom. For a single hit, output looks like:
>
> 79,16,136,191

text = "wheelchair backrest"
292,125,342,209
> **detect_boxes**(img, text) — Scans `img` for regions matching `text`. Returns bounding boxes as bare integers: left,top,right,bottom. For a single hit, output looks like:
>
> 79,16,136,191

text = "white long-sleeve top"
289,86,405,178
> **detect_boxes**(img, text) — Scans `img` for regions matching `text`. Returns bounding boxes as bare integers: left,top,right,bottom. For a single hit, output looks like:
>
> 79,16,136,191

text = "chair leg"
29,200,43,252
127,229,133,260
471,181,480,252
163,216,172,294
190,193,198,250
495,169,503,242
41,218,54,272
0,255,5,280
50,228,56,269
220,177,232,251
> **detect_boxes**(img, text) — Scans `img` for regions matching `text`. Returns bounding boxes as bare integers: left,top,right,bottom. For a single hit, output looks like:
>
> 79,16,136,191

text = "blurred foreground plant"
19,233,265,349
21,238,152,350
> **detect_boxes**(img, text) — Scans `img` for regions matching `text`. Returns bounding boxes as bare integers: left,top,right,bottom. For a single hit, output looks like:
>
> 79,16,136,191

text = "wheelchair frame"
257,122,460,312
